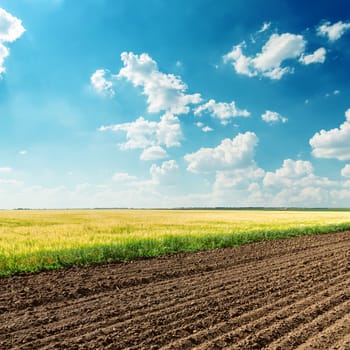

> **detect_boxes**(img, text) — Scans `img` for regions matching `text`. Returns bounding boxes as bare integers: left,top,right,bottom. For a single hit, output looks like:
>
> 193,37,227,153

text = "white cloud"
330,188,350,203
263,159,314,187
254,33,305,76
214,166,265,191
1,160,350,208
0,8,25,43
112,172,137,182
157,113,182,148
195,122,213,132
224,33,306,80
100,117,156,149
150,160,179,185
317,21,350,41
140,146,168,161
299,47,326,65
341,164,350,178
185,132,258,173
310,108,350,160
99,113,182,154
259,158,342,207
0,166,12,173
202,126,213,132
208,165,266,207
271,186,330,207
19,150,27,155
224,43,256,77
0,8,25,75
194,99,250,125
258,22,271,33
261,110,288,124
90,69,115,97
0,43,9,74
118,52,202,114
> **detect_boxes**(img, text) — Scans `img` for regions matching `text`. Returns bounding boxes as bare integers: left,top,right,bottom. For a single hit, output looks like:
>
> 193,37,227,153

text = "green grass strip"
1,222,350,277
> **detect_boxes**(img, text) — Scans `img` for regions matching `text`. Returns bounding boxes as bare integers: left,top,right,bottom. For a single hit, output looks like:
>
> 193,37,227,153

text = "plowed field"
2,231,350,349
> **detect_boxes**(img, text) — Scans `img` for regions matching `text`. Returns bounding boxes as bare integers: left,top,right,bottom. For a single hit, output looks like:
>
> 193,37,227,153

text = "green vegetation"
0,209,350,276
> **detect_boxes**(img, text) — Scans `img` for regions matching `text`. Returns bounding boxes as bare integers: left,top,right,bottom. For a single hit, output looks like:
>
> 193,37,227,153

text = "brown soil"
2,231,350,349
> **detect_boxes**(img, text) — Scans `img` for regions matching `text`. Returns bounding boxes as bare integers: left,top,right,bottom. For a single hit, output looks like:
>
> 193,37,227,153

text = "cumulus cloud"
259,158,342,207
299,47,326,65
317,21,350,41
224,33,306,80
261,110,288,124
224,43,255,77
310,108,350,160
140,146,168,161
1,160,350,208
150,160,179,185
210,157,342,208
0,8,25,42
118,52,202,114
99,113,182,154
185,132,258,173
263,159,314,187
207,165,266,207
195,122,213,132
0,8,25,75
253,34,305,73
90,69,115,97
271,186,330,207
214,166,265,191
341,164,350,178
194,99,250,125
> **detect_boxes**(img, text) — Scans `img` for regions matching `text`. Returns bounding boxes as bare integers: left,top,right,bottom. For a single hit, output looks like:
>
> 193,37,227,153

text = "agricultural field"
0,209,350,276
2,209,350,349
2,229,350,348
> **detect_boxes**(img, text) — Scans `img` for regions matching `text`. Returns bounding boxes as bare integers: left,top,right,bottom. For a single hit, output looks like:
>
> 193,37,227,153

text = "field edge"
2,222,350,277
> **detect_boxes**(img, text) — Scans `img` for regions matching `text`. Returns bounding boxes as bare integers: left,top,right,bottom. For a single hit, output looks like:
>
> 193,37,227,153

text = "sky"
0,0,350,208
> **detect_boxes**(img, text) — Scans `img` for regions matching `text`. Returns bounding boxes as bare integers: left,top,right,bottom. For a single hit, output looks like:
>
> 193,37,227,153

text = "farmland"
2,229,350,348
1,209,350,276
1,209,350,348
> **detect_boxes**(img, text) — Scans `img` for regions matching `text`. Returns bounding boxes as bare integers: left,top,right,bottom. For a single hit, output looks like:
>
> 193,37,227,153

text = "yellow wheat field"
0,209,350,275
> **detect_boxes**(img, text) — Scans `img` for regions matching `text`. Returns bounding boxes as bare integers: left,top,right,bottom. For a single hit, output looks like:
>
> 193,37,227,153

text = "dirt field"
1,231,350,349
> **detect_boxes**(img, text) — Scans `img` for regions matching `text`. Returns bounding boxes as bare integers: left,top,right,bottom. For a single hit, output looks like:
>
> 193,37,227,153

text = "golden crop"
0,209,349,275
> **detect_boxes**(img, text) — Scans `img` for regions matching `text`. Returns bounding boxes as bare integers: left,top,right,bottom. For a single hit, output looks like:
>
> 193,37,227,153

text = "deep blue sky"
0,0,349,208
